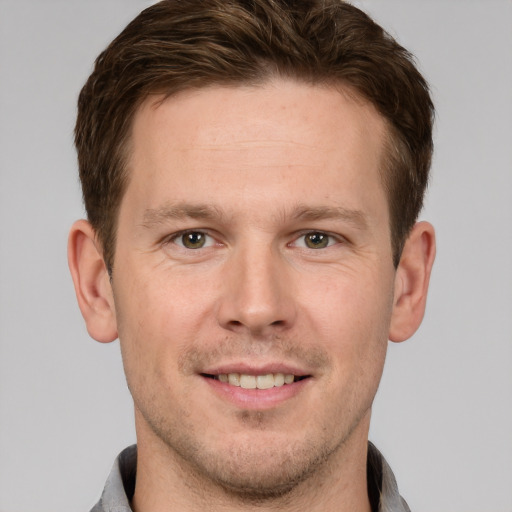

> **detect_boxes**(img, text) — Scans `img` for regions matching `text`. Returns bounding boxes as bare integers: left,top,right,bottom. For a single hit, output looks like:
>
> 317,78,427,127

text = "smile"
203,373,308,389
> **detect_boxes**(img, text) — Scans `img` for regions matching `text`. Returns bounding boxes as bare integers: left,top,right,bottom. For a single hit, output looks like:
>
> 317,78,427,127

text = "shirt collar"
90,443,410,512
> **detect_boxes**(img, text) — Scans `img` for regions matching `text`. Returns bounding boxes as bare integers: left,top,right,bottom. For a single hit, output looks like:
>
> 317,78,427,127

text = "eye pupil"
305,232,329,249
182,232,206,249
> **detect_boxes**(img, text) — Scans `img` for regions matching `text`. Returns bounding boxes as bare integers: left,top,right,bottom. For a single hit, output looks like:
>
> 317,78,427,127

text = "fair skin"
69,79,435,512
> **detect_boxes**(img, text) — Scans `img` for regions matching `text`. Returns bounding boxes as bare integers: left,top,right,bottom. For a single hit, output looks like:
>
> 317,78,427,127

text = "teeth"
274,373,285,387
284,374,294,384
216,372,297,389
228,373,240,386
256,374,274,390
240,375,257,389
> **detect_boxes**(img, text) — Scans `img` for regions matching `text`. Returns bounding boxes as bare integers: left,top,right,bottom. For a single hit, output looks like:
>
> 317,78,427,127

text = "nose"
216,240,297,336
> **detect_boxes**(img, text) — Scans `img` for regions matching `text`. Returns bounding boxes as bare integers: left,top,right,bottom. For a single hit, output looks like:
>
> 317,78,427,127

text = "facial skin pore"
69,79,435,512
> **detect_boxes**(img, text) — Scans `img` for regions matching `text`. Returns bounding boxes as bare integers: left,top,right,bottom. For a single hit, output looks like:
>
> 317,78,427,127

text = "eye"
173,231,214,249
294,231,337,249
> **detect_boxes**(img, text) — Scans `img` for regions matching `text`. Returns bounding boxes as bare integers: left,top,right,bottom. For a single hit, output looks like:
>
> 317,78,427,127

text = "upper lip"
199,361,311,377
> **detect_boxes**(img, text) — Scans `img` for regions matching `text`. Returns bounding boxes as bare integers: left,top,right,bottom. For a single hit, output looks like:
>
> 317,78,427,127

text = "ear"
389,221,436,343
68,219,118,343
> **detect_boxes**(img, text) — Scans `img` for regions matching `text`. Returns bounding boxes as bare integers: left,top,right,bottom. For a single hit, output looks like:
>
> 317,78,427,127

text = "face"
112,79,397,496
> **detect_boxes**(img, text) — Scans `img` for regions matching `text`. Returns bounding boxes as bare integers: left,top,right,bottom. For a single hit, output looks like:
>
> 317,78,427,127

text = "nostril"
224,318,287,333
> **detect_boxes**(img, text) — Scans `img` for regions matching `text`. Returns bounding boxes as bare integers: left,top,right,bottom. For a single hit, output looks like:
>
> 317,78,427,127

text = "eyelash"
165,230,342,251
167,230,217,250
291,231,341,250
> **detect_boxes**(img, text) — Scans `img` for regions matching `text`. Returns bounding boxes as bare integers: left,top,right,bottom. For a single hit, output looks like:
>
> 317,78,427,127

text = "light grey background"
0,1,511,511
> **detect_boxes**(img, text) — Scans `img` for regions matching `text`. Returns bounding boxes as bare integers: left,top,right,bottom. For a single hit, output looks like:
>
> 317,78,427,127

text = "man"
68,0,435,510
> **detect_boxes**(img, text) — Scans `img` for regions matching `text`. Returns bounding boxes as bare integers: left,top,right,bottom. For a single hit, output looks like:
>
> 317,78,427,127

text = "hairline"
104,76,405,274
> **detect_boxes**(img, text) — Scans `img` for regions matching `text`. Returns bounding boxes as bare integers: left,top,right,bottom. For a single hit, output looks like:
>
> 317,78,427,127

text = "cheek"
113,276,173,383
116,263,213,329
301,268,393,368
314,278,391,415
113,269,218,381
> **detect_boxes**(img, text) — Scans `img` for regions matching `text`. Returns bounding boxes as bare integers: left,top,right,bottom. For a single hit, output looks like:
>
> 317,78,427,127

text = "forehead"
123,79,389,223
134,80,387,147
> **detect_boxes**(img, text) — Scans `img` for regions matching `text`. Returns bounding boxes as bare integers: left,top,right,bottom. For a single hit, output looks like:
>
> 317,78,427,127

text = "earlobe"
389,221,436,343
68,219,118,343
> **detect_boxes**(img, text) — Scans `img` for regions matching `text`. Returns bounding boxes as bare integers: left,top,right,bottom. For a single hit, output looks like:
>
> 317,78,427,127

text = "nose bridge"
217,236,295,334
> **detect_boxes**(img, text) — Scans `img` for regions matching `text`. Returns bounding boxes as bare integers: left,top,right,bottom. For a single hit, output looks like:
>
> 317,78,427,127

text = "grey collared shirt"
90,443,410,512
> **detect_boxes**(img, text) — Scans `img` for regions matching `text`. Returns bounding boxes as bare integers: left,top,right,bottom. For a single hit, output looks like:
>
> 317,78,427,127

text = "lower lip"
202,376,310,410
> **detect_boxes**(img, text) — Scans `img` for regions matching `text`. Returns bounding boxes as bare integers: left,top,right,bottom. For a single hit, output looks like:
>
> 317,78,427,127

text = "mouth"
201,372,310,390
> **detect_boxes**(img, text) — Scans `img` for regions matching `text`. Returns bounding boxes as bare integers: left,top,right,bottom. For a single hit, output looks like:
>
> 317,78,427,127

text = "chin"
154,420,345,502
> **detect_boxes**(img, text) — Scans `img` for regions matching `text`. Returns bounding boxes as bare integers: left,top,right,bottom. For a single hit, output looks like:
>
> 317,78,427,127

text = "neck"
131,412,373,512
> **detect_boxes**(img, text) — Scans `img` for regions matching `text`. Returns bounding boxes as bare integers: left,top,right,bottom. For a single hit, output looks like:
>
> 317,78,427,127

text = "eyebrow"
141,202,368,230
292,205,369,230
141,203,225,228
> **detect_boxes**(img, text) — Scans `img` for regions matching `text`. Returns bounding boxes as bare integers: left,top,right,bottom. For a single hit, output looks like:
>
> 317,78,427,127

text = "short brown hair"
75,0,434,271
